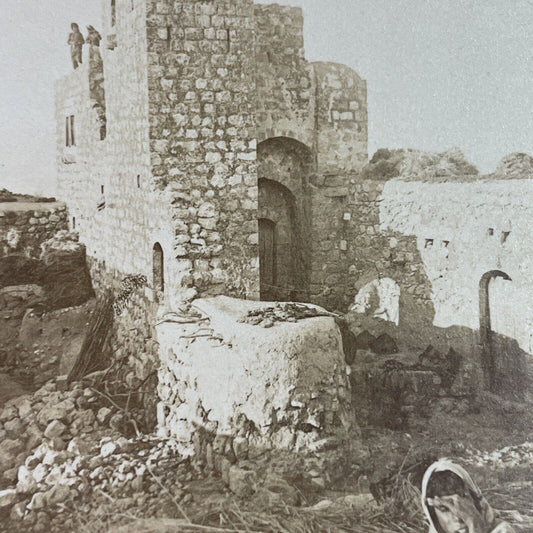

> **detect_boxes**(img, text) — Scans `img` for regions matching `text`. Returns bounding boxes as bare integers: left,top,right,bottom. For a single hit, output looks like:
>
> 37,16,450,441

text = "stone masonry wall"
88,258,160,427
347,174,533,397
0,203,68,258
146,0,259,301
380,178,533,356
53,0,370,439
345,179,440,345
56,0,181,307
254,4,315,147
307,63,368,309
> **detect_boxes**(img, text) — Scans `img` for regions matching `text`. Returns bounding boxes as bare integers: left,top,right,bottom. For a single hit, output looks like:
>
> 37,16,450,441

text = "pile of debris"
239,302,332,328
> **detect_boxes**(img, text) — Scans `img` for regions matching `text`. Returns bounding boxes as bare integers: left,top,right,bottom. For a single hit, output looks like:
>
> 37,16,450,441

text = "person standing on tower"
68,23,85,69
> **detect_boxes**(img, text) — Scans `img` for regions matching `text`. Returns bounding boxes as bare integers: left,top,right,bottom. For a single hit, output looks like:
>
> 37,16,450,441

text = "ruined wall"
88,259,159,426
348,172,533,396
380,178,533,352
0,203,68,258
146,0,259,301
312,62,368,175
348,179,434,336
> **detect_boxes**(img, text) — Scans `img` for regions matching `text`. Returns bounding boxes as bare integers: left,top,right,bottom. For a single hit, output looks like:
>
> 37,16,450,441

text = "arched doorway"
478,270,522,394
152,243,164,301
258,179,297,301
257,137,313,302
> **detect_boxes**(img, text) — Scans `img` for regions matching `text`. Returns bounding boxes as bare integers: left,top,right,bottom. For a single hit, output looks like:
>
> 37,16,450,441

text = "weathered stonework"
55,0,368,311
155,296,353,452
0,203,68,259
53,0,369,441
345,153,533,399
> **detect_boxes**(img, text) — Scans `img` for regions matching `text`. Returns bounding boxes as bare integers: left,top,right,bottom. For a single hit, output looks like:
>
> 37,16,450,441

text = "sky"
1,0,532,194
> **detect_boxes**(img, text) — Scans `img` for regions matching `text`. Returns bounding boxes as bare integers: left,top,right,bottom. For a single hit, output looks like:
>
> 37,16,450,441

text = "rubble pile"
0,378,197,532
467,442,533,470
238,302,331,328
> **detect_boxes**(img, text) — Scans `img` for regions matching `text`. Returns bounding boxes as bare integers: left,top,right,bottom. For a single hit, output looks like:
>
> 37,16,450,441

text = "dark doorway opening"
478,269,526,396
259,218,276,301
153,242,164,300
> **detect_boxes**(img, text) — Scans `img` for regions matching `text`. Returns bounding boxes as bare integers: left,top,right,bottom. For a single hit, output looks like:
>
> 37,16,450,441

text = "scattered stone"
45,484,71,506
4,417,25,439
228,466,256,498
369,333,398,355
0,405,18,423
17,465,37,493
101,441,118,458
28,491,47,511
44,420,67,439
17,398,33,418
0,488,18,509
338,493,377,510
67,437,92,456
10,501,26,521
32,464,49,484
97,406,112,425
311,499,333,511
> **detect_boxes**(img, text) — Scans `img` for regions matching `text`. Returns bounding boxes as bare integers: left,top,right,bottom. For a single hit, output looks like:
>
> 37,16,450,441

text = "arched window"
152,243,164,298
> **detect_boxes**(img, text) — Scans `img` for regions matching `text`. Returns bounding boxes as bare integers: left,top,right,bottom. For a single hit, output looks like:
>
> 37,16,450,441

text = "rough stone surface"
156,296,352,451
0,203,68,259
54,0,368,311
44,420,67,440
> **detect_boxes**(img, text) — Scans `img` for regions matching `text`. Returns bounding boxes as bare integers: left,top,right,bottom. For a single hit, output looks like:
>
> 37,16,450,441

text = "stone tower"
56,0,368,310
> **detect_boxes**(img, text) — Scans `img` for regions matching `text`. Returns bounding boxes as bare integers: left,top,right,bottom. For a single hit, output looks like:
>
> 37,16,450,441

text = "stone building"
55,0,532,437
55,0,368,311
54,0,367,447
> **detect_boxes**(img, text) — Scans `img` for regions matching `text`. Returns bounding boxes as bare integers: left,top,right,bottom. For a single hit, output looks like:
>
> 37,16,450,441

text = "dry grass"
75,484,427,533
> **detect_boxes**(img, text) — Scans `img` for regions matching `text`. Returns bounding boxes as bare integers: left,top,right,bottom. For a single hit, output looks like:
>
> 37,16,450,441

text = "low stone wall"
155,296,353,456
0,203,68,258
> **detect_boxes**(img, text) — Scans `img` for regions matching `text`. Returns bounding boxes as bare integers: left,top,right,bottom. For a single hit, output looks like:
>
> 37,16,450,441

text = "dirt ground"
1,376,531,533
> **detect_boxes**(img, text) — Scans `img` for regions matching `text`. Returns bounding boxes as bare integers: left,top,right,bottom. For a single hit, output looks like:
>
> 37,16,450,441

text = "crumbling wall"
87,260,160,428
0,203,68,258
379,177,533,352
348,153,533,397
156,296,352,453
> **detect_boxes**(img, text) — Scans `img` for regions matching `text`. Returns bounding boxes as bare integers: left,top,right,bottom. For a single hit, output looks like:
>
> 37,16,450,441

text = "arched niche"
152,242,164,300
